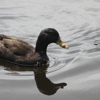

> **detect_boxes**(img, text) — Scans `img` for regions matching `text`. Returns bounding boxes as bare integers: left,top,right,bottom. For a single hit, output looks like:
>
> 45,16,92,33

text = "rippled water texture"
0,0,100,100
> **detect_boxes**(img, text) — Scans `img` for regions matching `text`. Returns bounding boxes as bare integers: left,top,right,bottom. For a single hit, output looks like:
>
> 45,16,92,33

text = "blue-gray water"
0,0,100,100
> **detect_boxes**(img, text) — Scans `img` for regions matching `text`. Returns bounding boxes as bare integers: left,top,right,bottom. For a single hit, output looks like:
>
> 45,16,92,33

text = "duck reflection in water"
0,60,67,96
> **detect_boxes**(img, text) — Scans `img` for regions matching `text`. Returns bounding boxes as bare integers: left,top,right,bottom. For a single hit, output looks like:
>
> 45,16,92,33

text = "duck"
0,28,69,66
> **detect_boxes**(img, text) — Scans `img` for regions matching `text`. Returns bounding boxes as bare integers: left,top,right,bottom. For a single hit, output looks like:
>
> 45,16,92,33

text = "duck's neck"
35,41,49,54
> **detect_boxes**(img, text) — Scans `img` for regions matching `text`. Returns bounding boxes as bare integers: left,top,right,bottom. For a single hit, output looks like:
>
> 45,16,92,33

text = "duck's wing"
0,34,35,65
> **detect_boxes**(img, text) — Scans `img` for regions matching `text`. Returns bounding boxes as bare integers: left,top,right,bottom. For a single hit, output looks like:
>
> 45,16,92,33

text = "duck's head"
35,28,69,52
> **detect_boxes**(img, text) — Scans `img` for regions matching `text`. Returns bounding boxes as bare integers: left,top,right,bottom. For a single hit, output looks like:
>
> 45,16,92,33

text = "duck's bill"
56,38,69,49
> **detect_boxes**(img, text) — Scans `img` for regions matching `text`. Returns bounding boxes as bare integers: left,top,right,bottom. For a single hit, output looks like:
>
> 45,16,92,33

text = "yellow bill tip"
62,43,66,47
62,43,69,49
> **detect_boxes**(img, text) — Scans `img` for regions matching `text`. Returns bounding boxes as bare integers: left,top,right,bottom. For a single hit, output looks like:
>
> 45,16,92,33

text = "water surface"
0,0,100,100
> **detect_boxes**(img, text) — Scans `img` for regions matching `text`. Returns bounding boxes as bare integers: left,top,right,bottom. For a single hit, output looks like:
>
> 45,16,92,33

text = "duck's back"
0,34,35,64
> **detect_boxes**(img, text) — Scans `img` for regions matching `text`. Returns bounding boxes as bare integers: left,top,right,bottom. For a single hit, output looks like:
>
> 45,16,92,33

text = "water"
0,0,100,99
